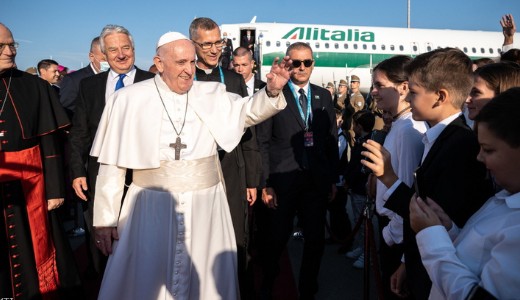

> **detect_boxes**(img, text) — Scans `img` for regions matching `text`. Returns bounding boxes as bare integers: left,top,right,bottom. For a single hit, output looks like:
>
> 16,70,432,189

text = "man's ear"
153,56,163,73
437,89,449,104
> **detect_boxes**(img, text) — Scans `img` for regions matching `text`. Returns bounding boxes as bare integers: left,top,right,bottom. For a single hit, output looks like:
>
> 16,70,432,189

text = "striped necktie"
298,88,307,117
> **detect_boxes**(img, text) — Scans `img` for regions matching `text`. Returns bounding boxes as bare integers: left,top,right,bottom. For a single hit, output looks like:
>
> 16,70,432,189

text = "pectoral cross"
170,136,187,160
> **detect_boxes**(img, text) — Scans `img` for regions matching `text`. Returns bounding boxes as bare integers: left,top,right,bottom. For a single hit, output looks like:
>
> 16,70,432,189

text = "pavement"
287,220,380,300
65,201,380,300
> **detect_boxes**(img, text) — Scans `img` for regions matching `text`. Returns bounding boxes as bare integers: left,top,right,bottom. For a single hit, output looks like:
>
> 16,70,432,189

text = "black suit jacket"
195,67,262,189
195,67,262,249
68,68,155,198
59,65,95,117
384,115,493,299
254,78,266,93
257,83,339,189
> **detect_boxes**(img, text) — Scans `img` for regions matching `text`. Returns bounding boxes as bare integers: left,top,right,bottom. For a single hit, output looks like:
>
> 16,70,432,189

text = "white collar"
423,112,461,145
109,66,136,79
495,189,520,208
289,80,310,94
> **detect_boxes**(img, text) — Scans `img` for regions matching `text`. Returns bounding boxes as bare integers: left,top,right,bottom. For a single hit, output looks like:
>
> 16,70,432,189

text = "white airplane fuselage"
221,22,505,93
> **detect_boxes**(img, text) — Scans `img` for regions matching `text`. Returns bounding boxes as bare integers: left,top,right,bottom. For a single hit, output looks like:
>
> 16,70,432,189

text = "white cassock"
90,74,286,300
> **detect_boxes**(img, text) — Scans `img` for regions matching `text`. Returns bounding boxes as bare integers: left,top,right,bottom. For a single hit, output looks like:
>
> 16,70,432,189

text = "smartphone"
361,130,388,174
369,130,387,145
413,171,420,196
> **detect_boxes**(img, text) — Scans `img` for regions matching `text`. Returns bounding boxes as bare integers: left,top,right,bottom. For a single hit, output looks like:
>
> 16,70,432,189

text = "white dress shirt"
376,112,427,246
105,67,136,101
245,76,255,96
416,190,520,299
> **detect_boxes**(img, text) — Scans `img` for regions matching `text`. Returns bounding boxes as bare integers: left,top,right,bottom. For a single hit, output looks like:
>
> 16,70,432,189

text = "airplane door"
240,28,257,53
240,28,259,74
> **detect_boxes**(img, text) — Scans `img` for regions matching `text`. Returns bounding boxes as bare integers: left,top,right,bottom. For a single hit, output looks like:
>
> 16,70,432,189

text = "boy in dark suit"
361,48,493,299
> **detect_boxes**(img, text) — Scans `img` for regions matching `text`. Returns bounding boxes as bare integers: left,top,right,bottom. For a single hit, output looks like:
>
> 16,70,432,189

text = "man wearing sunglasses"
189,17,262,299
256,42,339,299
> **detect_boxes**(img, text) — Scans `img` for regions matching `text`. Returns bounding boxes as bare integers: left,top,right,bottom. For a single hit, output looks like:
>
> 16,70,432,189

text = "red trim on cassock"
0,145,60,299
2,77,70,140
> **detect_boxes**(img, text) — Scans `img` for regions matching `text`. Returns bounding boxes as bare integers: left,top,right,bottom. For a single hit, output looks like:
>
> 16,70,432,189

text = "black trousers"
326,186,352,242
377,214,407,300
257,170,329,299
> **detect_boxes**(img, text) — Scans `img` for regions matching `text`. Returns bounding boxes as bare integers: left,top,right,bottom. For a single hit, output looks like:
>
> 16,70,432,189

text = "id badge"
304,131,314,147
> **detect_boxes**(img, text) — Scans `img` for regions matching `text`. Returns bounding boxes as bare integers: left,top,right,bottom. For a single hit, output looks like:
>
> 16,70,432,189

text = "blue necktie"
115,74,126,91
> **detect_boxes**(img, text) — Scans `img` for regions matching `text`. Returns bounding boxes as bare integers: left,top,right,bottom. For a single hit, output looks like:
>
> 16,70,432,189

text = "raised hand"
265,56,292,96
501,14,516,45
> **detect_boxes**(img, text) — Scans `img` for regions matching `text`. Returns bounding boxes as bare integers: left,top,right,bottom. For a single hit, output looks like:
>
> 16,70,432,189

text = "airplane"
221,19,507,93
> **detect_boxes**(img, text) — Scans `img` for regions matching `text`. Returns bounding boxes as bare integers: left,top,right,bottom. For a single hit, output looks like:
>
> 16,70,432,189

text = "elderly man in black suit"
59,37,106,118
256,42,338,299
68,24,154,278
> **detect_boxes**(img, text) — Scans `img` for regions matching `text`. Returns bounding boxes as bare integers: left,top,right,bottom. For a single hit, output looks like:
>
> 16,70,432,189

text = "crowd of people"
0,12,519,300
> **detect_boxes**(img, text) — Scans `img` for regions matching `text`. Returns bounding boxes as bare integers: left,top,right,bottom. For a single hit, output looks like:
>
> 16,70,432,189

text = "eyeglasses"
192,39,226,50
292,59,314,68
0,42,19,52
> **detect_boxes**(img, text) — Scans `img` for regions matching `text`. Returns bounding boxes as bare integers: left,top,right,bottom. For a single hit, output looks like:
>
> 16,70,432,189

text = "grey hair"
99,24,134,53
286,42,313,57
189,17,219,40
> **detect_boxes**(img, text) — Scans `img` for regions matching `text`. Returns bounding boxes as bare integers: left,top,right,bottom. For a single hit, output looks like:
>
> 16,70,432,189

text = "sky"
2,0,519,71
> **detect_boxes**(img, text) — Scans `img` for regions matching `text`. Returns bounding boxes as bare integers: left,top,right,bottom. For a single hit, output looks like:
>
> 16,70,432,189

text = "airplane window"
498,48,501,54
276,41,280,47
315,42,320,48
325,43,329,49
399,45,404,51
463,47,468,53
266,41,271,47
480,48,485,54
381,44,386,50
490,48,494,54
390,45,395,51
427,46,432,51
362,44,367,50
413,45,418,51
472,47,476,53
286,41,290,47
354,44,358,50
344,43,348,49
372,44,376,50
334,43,339,49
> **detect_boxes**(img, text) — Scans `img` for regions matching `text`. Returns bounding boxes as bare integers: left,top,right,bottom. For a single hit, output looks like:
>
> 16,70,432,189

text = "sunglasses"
292,59,314,68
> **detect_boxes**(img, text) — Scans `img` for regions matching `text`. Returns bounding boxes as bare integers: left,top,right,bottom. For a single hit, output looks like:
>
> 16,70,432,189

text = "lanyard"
194,66,224,83
289,81,312,128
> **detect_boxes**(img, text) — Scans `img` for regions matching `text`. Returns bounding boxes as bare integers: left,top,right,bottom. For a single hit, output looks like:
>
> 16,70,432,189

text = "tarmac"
65,201,380,300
